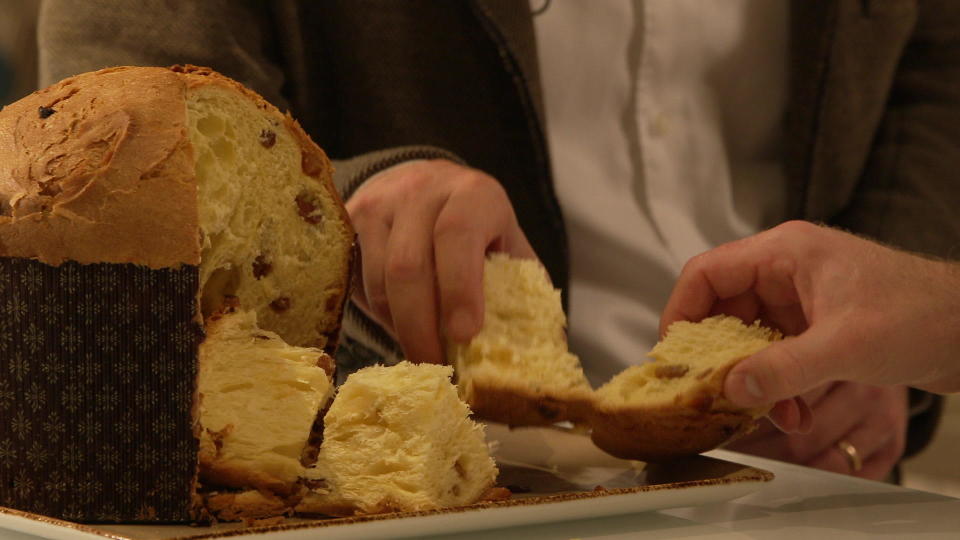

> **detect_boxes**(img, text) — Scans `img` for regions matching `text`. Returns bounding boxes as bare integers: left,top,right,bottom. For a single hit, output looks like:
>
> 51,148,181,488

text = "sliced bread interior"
183,66,353,352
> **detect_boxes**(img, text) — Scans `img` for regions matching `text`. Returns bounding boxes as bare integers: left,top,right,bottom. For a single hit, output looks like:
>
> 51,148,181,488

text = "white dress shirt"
532,0,790,385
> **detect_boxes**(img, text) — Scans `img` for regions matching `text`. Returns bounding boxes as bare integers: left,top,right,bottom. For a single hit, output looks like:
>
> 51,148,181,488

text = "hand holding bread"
346,159,537,365
662,220,960,430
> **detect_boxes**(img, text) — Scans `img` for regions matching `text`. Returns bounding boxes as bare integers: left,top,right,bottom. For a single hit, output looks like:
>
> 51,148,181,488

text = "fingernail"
744,373,765,400
447,310,478,343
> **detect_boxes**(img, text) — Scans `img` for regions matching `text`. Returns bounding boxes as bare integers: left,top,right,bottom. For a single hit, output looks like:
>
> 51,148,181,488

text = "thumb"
724,326,843,408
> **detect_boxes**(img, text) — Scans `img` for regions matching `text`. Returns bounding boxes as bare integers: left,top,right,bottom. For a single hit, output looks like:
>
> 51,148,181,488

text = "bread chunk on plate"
297,362,498,516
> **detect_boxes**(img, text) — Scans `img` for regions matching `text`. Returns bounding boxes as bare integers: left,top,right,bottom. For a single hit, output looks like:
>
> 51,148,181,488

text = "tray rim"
0,463,773,540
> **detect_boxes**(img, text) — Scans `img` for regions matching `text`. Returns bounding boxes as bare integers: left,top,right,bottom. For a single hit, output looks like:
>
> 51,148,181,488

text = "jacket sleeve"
38,0,289,108
833,2,960,460
834,1,960,258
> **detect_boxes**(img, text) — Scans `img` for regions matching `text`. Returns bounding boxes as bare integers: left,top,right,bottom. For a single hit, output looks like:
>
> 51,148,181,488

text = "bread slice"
197,300,335,501
297,361,498,516
447,254,594,426
589,315,781,461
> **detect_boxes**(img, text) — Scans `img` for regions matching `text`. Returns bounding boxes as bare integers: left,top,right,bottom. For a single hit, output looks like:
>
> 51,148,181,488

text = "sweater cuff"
333,145,466,200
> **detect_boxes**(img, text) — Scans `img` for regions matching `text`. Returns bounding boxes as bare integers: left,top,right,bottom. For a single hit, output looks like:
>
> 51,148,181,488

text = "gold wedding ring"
836,439,863,473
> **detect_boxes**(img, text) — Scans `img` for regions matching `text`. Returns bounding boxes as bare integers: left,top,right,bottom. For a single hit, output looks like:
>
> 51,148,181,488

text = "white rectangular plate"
0,423,773,540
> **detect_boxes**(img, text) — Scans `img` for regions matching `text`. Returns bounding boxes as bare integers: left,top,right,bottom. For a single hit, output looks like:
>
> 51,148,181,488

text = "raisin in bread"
590,315,781,461
447,254,594,426
0,65,353,522
296,362,498,516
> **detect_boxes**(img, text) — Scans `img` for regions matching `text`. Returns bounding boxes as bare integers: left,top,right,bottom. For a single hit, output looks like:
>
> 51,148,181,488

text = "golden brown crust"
318,239,357,353
0,66,356,522
200,463,299,498
465,380,594,426
0,66,200,267
0,62,353,348
586,338,775,462
204,490,293,521
588,404,760,462
0,62,352,260
293,491,358,518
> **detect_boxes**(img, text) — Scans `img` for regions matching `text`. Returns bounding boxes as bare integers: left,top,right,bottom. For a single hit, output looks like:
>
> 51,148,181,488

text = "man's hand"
346,159,536,364
661,220,960,430
726,382,908,479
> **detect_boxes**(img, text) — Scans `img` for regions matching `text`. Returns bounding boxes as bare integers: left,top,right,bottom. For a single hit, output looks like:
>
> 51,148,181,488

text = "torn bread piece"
590,315,781,461
198,301,335,511
447,254,594,425
297,362,498,516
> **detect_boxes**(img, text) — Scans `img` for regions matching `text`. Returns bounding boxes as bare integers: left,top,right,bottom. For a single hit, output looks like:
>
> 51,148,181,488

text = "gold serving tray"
0,423,773,540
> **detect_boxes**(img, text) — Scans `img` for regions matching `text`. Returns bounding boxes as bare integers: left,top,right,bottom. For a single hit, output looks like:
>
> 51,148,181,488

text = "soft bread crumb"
298,362,498,515
187,85,352,350
449,254,782,460
595,315,781,413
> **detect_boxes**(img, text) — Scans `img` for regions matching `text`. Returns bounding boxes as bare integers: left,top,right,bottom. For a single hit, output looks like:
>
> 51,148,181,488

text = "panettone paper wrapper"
0,257,202,522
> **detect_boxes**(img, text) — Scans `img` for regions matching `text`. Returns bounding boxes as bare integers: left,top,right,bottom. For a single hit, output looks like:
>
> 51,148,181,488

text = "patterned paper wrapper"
0,257,203,522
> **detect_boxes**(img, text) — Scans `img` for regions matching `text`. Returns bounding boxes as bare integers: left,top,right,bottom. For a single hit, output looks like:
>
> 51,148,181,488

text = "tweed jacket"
38,0,959,455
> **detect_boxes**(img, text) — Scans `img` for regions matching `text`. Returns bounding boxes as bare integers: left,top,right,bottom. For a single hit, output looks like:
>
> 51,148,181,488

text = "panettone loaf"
589,315,781,461
0,66,354,522
447,254,594,425
297,362,498,516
